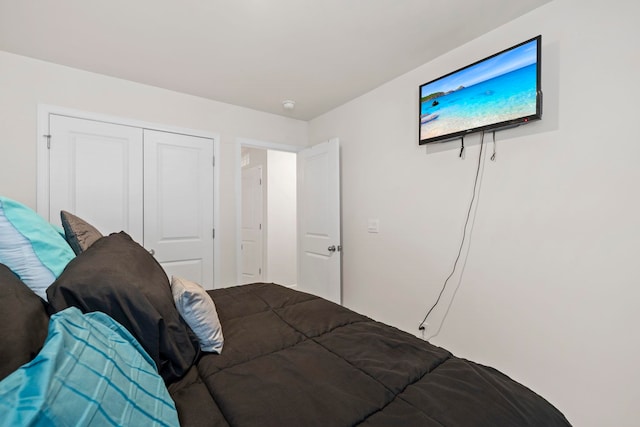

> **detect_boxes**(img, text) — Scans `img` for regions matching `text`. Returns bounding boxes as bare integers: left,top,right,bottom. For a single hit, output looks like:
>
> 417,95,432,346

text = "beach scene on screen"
420,39,538,142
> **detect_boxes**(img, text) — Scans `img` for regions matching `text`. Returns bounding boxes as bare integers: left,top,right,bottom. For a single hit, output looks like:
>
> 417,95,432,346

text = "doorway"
237,142,297,286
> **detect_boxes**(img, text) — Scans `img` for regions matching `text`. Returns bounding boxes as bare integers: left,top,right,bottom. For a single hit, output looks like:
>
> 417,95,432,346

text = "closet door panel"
49,115,144,243
143,130,214,289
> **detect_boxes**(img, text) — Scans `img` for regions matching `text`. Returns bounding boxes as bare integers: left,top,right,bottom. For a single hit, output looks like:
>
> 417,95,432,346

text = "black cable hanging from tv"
459,136,465,158
491,131,497,161
419,132,485,335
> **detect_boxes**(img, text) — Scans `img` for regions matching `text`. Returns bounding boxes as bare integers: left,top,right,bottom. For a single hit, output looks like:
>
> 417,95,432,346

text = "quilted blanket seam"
354,358,452,427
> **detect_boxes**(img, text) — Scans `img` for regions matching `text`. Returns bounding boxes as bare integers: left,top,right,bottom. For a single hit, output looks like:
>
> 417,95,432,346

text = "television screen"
419,35,541,145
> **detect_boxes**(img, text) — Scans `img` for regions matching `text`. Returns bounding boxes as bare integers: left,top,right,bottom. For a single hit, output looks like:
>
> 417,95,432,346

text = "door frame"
235,137,302,284
36,104,221,287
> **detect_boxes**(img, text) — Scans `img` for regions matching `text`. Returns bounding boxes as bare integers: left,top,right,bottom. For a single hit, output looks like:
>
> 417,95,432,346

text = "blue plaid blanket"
0,307,179,427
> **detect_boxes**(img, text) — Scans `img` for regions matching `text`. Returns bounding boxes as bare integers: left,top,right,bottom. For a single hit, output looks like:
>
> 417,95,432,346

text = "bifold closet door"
48,115,144,243
143,130,214,289
48,115,215,288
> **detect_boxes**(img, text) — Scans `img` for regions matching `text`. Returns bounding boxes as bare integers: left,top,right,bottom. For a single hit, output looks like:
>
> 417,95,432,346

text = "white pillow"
170,276,224,353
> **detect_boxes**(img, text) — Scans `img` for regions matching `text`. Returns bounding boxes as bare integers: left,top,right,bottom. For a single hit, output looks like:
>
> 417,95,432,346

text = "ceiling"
0,0,550,120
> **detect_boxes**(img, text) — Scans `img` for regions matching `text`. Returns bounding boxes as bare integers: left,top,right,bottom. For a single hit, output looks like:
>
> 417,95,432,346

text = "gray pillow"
60,211,103,255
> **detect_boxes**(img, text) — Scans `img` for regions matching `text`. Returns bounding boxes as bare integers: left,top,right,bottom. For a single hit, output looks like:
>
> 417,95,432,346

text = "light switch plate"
367,219,379,233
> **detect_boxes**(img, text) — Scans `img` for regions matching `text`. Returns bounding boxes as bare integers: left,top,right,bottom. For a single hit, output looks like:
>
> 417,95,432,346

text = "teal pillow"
0,307,179,427
0,197,75,300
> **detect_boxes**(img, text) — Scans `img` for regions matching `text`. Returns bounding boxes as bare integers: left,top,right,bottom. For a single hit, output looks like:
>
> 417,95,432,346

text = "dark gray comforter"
168,283,570,427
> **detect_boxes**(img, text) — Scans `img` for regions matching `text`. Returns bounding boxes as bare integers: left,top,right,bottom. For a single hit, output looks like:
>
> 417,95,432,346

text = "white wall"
309,1,640,426
0,51,308,287
266,150,297,286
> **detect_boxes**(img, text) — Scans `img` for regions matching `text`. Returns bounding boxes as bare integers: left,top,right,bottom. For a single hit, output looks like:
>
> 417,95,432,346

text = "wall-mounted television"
419,35,542,145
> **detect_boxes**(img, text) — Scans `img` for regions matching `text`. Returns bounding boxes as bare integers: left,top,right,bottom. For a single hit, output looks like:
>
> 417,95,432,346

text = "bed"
0,198,570,426
170,282,570,426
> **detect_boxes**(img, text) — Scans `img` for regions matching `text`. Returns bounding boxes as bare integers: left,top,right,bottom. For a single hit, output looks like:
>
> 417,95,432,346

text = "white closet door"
48,115,144,243
143,130,214,289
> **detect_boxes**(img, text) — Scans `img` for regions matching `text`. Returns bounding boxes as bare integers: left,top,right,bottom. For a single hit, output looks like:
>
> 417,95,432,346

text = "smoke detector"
282,100,296,110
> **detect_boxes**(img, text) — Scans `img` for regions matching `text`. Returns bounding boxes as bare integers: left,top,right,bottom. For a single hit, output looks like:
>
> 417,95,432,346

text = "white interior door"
143,129,214,289
241,166,264,283
48,115,144,243
297,138,341,304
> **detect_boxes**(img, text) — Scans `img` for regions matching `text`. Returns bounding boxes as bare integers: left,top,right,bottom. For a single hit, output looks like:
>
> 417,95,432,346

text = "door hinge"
259,268,262,275
212,228,215,239
259,178,262,185
259,223,262,230
43,134,51,149
212,156,215,167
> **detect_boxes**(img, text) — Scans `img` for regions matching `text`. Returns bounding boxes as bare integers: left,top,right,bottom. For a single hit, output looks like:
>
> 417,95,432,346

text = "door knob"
328,245,336,253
